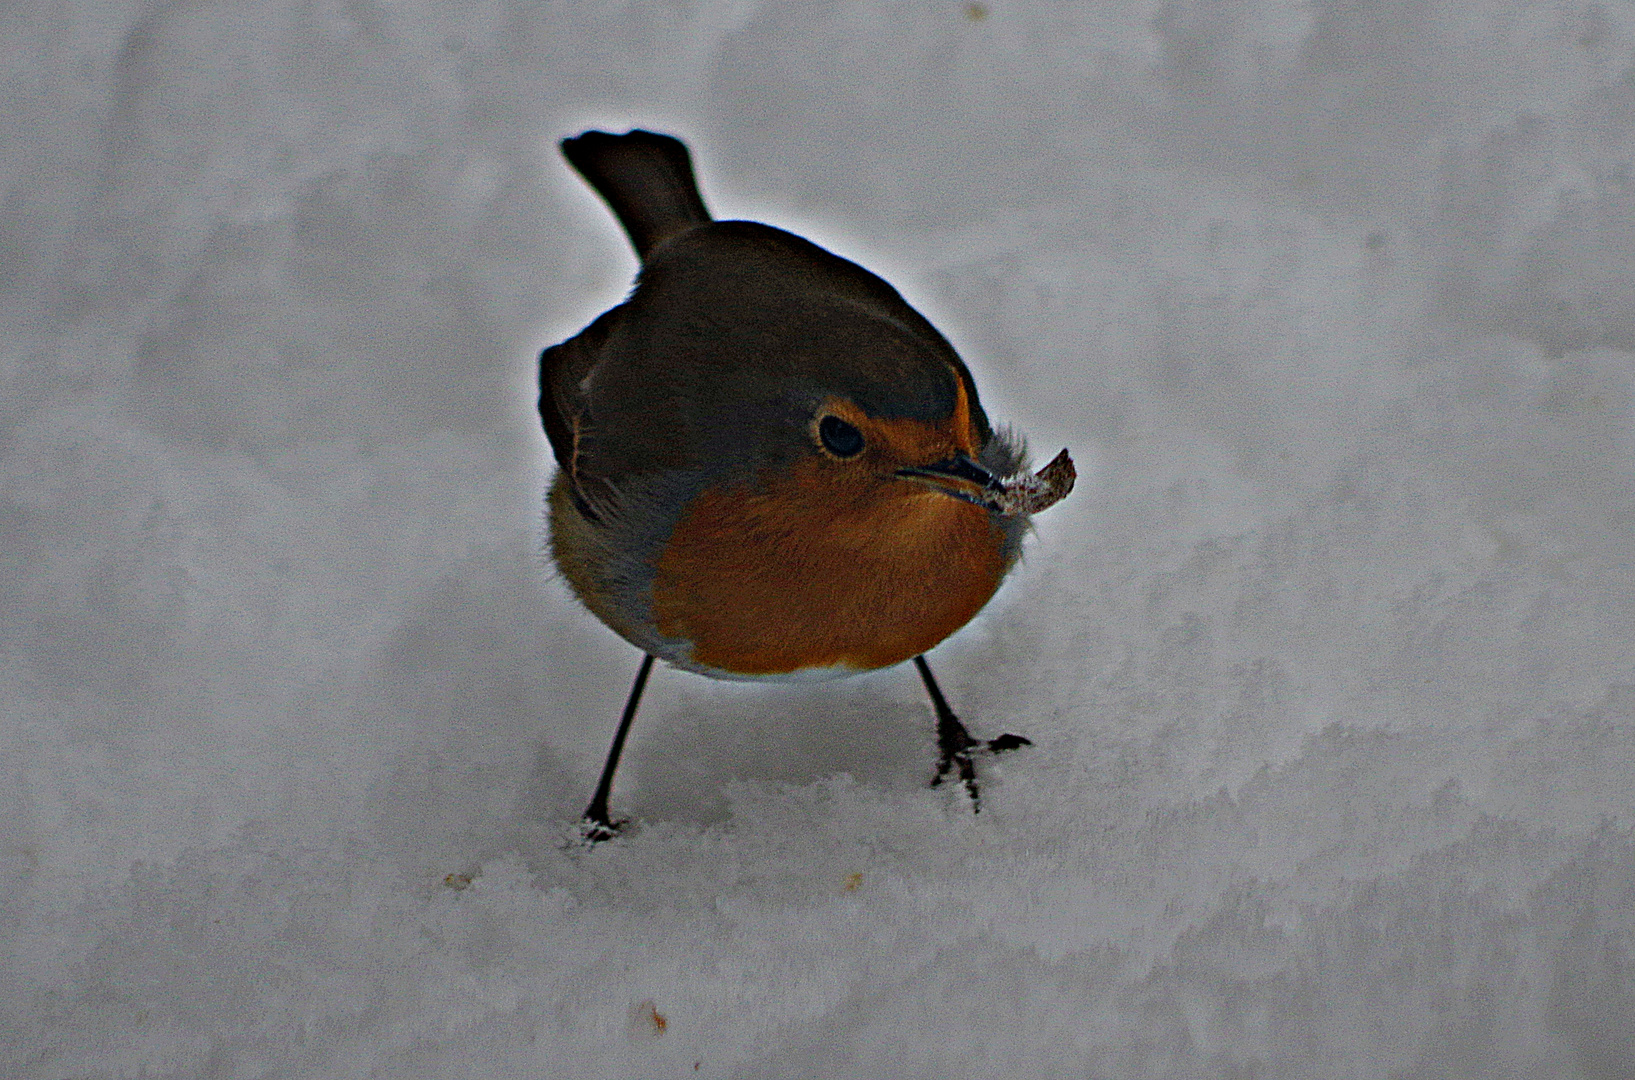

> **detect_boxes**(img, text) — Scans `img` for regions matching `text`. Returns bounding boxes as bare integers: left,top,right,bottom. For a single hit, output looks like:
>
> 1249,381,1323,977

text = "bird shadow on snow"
364,562,938,873
611,667,938,829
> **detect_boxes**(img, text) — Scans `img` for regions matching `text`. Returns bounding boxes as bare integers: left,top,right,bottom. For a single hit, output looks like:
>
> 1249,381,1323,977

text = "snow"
5,0,1635,1076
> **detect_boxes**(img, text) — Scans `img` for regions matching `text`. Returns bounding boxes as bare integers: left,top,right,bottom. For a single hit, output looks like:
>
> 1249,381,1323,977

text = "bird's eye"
818,415,865,457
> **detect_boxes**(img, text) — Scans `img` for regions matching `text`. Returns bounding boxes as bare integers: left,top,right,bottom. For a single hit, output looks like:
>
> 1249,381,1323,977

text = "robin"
540,130,1074,840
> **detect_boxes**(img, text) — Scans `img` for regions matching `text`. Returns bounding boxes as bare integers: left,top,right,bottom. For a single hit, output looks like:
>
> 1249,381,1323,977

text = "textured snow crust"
5,1,1635,1076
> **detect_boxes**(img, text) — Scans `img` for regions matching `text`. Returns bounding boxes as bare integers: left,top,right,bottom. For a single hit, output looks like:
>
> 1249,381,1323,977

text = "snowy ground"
5,1,1635,1076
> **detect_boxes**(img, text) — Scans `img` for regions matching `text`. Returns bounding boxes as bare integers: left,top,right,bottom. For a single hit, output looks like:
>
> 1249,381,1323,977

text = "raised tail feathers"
561,130,712,260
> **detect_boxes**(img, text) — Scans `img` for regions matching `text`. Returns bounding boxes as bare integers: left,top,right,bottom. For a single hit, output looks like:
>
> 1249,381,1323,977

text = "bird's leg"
580,653,654,842
913,655,1032,812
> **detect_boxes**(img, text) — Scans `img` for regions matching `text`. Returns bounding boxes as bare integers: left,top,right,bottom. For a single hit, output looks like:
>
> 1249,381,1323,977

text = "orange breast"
651,459,1007,676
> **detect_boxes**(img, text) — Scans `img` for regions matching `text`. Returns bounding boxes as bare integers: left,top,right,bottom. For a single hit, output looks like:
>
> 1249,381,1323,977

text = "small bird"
540,130,1073,839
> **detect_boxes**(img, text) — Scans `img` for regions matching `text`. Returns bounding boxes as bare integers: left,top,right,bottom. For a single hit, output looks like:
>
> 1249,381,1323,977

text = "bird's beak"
896,454,1003,506
897,448,1077,517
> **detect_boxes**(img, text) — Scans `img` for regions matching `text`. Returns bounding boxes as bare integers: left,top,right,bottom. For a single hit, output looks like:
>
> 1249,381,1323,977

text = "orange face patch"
810,381,979,466
650,395,1005,676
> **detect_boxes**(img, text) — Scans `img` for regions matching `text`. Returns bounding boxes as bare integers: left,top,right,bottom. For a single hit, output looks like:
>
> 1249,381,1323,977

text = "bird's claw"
932,726,1032,812
577,814,628,845
986,732,1033,754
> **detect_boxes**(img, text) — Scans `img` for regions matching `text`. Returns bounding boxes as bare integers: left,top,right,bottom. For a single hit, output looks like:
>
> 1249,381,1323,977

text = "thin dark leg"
913,654,1032,812
581,653,654,841
915,654,979,801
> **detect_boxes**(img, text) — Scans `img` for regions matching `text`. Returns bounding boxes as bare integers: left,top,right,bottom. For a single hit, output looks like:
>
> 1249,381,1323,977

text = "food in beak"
981,448,1075,516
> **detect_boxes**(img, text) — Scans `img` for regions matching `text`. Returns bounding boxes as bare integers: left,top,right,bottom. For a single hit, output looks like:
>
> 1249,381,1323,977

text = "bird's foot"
931,716,1032,812
577,811,628,845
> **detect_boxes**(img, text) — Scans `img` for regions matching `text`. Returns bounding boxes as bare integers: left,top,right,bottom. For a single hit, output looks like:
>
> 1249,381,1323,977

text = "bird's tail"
561,130,713,261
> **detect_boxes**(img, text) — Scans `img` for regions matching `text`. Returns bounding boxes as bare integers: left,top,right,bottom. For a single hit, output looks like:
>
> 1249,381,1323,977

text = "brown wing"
540,303,624,499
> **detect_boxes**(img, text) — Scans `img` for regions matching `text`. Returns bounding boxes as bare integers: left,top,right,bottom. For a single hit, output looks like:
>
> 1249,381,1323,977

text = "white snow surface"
5,1,1635,1077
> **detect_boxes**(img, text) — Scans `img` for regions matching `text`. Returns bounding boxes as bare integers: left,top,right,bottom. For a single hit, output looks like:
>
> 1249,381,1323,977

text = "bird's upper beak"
896,454,1003,506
